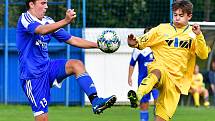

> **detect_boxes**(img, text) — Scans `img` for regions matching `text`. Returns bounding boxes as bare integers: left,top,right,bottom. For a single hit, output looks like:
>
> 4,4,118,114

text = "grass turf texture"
0,105,215,121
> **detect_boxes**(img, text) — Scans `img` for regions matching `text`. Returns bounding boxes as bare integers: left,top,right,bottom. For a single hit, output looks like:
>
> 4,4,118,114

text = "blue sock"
76,72,98,103
140,110,149,121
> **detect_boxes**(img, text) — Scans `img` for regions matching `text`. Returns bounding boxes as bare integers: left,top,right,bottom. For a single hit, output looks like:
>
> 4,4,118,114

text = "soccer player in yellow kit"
190,64,210,107
127,0,210,121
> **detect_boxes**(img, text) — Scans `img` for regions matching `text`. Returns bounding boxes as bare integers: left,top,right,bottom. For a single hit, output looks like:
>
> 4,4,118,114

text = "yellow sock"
193,92,200,107
136,73,158,101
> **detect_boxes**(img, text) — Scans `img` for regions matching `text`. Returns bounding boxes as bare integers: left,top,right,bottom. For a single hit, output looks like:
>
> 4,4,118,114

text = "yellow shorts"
148,64,181,121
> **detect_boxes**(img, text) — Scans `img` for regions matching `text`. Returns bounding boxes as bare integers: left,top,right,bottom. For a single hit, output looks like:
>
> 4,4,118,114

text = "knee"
151,69,161,79
35,113,48,121
139,103,149,110
66,60,85,75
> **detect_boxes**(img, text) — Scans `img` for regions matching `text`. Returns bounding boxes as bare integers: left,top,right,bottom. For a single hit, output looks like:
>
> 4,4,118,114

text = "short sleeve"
21,13,41,34
52,28,72,42
130,49,140,66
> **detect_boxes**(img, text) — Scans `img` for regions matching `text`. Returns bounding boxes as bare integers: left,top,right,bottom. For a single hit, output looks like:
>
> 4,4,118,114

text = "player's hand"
192,24,201,35
127,34,137,47
128,78,133,86
65,9,76,24
211,84,215,93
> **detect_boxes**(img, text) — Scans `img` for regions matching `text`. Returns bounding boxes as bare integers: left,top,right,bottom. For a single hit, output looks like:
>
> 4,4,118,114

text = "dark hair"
144,27,152,34
26,0,37,10
172,0,193,15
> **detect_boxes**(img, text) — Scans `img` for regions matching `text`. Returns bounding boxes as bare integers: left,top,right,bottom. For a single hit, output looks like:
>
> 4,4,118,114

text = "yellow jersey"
134,23,210,94
191,73,204,89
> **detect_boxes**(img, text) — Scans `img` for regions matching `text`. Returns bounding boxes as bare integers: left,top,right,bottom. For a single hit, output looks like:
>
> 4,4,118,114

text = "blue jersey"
16,11,71,80
129,47,154,84
129,47,159,103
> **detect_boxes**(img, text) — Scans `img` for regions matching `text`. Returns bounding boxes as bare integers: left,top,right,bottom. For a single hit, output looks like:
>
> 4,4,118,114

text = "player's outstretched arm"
66,36,98,49
35,9,76,35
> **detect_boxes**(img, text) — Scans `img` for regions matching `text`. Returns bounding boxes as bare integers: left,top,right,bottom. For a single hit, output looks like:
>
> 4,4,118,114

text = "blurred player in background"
16,0,116,121
209,60,215,106
127,28,159,121
127,0,210,121
189,64,210,107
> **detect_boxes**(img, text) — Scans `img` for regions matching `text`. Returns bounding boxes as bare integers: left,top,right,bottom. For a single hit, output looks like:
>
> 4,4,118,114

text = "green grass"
0,105,215,121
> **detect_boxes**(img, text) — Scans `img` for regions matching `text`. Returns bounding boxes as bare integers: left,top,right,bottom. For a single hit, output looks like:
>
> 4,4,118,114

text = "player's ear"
188,13,192,20
29,1,35,9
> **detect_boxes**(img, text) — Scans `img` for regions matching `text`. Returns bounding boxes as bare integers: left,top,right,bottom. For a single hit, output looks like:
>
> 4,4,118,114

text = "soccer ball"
97,30,120,53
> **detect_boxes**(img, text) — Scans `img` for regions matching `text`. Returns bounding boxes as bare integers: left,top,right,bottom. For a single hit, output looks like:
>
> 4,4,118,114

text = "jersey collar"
27,11,47,25
170,22,190,33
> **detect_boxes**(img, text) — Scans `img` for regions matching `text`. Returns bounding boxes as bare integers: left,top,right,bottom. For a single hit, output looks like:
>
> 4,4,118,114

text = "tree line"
0,0,214,28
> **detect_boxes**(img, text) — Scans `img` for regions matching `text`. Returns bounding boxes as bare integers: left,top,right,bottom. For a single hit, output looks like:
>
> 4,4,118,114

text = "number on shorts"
40,98,47,108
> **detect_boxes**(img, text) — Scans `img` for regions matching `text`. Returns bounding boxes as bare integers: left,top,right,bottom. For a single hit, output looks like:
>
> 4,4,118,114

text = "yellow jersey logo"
165,37,192,49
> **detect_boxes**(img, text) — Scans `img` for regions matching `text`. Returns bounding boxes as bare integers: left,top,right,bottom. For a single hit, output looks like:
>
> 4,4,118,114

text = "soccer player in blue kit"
16,0,116,121
128,28,159,121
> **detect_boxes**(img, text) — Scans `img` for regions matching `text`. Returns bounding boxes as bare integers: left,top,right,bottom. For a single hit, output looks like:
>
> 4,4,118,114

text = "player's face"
30,0,48,20
173,9,192,28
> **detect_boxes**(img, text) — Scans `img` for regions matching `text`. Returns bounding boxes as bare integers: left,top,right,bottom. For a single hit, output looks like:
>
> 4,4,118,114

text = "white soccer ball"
97,30,120,53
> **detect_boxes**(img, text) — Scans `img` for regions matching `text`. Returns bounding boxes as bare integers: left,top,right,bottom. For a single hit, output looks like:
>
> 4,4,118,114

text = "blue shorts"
21,59,68,116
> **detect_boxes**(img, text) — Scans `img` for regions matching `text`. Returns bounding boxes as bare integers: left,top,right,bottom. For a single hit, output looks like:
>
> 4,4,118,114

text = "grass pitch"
0,104,215,121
